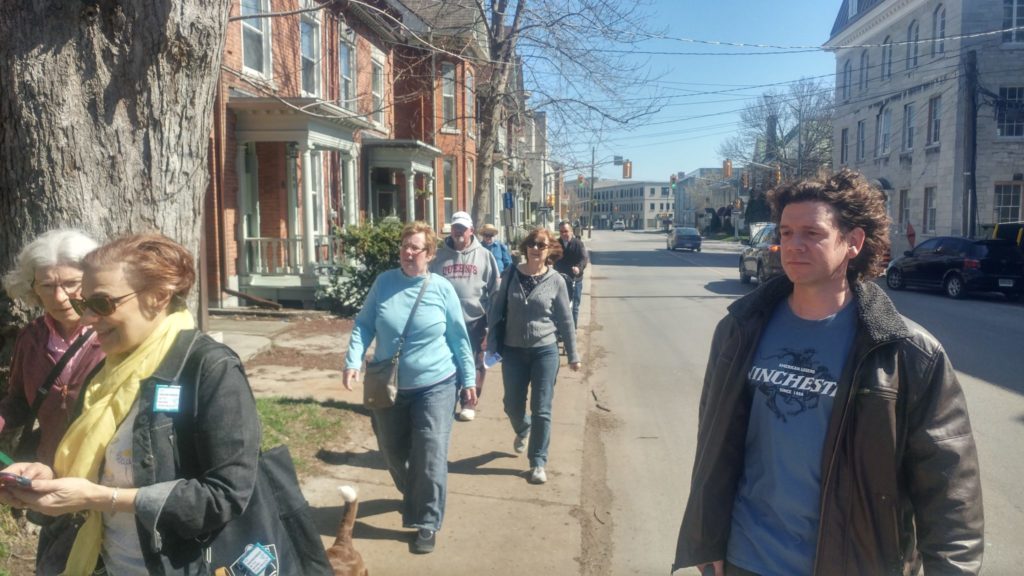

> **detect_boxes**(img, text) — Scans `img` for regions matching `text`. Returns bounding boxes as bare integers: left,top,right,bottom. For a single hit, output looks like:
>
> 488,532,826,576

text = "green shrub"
317,220,403,315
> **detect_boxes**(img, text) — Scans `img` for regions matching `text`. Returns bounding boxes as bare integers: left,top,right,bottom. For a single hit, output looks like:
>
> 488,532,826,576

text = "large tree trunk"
0,0,231,368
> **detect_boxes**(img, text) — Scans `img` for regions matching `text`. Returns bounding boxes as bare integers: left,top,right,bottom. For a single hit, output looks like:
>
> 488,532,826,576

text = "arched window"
881,36,892,80
906,20,920,69
842,60,853,100
859,50,870,92
932,5,946,55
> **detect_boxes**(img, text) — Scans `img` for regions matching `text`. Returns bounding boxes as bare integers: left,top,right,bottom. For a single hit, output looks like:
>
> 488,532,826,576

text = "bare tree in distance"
0,1,232,358
718,77,834,182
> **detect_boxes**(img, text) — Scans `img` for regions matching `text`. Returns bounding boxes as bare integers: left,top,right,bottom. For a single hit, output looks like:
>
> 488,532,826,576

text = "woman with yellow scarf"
0,234,262,575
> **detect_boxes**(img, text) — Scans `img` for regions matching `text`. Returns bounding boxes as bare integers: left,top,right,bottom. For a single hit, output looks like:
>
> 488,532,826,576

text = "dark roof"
830,0,887,39
400,0,486,38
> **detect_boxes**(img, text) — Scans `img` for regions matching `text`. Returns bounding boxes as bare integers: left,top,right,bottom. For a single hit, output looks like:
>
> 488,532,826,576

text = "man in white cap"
430,211,499,421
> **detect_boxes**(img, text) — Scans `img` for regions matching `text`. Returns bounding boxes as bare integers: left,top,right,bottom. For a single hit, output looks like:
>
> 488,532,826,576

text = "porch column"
236,143,249,277
344,155,357,227
286,144,299,271
300,146,317,276
427,176,436,230
405,168,416,222
367,163,375,224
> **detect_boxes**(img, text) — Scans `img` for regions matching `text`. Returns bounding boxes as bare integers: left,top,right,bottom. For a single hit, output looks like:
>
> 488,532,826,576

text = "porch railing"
243,236,345,276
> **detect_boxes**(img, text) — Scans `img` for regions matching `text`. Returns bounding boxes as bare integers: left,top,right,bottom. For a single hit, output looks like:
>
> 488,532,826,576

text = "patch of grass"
255,396,354,476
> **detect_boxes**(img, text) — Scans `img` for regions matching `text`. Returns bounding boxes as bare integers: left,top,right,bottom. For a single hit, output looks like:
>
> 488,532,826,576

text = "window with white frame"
841,127,849,164
300,9,321,96
876,107,891,156
932,6,946,55
241,0,272,78
898,189,909,228
997,87,1024,137
310,151,323,234
903,102,915,150
339,25,356,110
371,59,384,125
923,186,936,233
650,202,655,211
927,95,942,145
856,120,866,161
1005,0,1024,43
859,50,869,92
842,60,852,101
466,72,475,136
881,37,892,80
443,157,454,221
906,21,919,69
441,62,456,129
995,183,1022,222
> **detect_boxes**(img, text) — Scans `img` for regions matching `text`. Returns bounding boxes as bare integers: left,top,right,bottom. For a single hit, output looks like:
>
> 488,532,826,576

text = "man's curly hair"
767,169,891,282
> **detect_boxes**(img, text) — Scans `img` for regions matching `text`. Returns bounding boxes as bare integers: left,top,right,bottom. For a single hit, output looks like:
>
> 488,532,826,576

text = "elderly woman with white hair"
1,229,105,466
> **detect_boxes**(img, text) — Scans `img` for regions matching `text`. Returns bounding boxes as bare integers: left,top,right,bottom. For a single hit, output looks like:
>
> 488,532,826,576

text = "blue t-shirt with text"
726,298,857,576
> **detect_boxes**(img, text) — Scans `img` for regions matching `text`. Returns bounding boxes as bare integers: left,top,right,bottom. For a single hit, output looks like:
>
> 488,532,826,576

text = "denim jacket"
91,330,261,575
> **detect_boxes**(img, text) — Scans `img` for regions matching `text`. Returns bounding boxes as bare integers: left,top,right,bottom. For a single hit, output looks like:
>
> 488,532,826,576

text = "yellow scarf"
53,310,195,576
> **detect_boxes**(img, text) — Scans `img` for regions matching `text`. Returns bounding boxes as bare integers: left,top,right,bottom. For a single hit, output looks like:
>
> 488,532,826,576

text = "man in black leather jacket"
673,170,983,576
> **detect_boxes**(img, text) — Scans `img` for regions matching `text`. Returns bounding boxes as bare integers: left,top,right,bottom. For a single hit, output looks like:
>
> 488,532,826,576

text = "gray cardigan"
487,266,580,364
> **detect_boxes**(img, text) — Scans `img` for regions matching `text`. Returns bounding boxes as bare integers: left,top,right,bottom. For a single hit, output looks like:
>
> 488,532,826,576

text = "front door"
378,189,396,219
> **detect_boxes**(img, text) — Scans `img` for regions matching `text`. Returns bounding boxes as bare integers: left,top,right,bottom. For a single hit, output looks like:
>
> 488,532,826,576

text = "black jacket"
673,277,984,576
554,236,588,278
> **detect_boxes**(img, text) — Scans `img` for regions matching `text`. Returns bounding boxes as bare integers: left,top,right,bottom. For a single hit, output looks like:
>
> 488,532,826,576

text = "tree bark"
0,0,231,366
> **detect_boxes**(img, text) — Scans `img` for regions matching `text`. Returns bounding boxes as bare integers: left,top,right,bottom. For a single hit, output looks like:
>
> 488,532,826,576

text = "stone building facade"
825,0,1024,256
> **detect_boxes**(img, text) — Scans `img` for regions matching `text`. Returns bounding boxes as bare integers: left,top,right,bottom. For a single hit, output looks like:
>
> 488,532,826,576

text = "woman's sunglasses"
69,292,138,317
527,242,549,250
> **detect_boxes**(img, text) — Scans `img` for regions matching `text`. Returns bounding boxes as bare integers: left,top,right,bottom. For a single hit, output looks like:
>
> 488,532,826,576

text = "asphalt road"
581,229,1024,575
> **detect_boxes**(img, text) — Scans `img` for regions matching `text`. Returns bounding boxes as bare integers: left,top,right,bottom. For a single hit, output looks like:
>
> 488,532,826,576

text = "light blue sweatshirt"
345,269,476,389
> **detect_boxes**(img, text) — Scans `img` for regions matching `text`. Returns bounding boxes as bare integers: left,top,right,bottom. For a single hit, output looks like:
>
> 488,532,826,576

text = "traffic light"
622,160,632,179
546,193,554,208
723,159,733,179
670,173,677,190
741,170,749,189
773,163,782,185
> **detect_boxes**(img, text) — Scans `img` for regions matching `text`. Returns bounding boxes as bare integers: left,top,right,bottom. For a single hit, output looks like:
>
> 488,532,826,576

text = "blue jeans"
501,344,560,468
372,374,457,531
568,276,583,329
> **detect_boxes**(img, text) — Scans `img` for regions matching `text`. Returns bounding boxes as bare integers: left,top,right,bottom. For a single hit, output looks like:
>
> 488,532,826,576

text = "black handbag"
202,445,332,576
363,275,430,409
35,512,89,576
15,330,94,461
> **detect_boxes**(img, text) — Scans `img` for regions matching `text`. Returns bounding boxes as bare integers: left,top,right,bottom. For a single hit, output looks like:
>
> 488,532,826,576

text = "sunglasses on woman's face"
527,242,549,250
69,292,138,317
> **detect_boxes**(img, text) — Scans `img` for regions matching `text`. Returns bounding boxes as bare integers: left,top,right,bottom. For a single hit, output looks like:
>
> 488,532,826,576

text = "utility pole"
964,50,979,238
588,146,595,239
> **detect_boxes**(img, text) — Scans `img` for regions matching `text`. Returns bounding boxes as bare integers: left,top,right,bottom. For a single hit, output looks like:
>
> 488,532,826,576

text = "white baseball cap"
451,211,473,229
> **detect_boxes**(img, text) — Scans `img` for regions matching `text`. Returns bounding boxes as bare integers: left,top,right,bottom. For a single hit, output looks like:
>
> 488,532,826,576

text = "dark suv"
886,237,1023,301
739,223,784,284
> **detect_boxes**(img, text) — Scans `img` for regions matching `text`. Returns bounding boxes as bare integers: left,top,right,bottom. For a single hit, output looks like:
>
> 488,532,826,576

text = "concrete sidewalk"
209,275,593,576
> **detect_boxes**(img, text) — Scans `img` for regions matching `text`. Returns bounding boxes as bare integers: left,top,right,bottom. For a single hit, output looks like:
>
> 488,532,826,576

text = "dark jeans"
567,276,583,329
372,375,457,531
501,344,560,468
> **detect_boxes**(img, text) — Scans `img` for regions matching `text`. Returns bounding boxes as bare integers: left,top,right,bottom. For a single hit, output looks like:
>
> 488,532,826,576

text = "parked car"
885,236,1023,301
667,227,702,252
612,220,626,231
739,222,784,284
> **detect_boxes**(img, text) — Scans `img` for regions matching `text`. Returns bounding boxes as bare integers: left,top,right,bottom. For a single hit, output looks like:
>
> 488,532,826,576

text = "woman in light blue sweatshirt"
343,222,476,554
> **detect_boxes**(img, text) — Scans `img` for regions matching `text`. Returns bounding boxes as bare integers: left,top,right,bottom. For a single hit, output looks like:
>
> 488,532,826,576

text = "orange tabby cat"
327,485,369,576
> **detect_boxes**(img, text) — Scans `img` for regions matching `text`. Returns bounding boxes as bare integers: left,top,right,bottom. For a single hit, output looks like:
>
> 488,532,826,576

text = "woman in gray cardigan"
487,227,582,484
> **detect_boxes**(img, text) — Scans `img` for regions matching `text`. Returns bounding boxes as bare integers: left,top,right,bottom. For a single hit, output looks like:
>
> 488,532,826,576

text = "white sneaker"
514,434,527,454
457,408,475,422
529,466,547,484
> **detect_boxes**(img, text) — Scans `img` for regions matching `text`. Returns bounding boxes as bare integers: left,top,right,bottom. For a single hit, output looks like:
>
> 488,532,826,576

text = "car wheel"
944,274,965,299
739,259,751,284
696,246,701,252
886,268,905,289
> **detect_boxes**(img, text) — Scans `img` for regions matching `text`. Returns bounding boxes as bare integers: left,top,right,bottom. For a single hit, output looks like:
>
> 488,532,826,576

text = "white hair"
2,229,99,308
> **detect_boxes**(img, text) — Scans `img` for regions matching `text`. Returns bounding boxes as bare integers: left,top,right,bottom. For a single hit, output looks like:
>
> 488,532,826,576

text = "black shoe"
412,528,436,554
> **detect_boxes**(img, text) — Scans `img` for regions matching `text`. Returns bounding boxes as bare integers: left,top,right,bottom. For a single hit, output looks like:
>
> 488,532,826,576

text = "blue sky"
555,0,842,182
